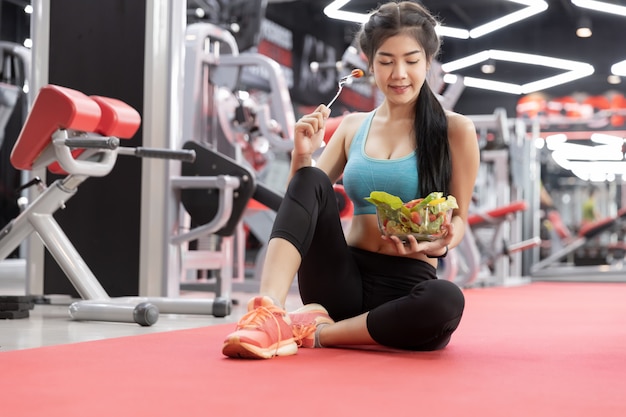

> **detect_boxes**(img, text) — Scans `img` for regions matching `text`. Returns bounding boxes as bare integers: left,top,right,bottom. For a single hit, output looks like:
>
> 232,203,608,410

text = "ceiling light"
545,133,568,150
549,134,626,182
571,0,626,17
575,16,592,37
607,74,622,84
481,59,496,74
441,49,594,94
611,60,626,76
462,77,523,94
591,133,624,146
323,0,368,24
468,0,548,38
323,0,548,39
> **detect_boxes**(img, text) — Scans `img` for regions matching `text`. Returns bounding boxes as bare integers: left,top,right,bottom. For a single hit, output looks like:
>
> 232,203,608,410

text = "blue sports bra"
342,111,419,215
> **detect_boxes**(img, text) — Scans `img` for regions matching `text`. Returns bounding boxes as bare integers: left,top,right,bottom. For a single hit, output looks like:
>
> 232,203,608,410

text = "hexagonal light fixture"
440,49,595,94
323,0,548,39
572,0,626,17
611,59,626,76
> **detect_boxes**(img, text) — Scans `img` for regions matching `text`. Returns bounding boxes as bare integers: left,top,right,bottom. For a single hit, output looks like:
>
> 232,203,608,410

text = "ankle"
265,295,283,309
314,323,330,348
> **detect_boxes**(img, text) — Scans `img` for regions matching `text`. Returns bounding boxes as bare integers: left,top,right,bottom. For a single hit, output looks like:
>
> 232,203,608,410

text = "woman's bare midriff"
346,214,438,267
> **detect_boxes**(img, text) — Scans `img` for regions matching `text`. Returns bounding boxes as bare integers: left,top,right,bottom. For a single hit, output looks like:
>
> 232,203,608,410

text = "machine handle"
64,137,120,150
64,135,196,162
118,146,196,162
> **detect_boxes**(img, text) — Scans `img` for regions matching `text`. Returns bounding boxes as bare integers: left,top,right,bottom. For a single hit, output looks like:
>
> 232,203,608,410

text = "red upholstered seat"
11,85,101,171
577,213,622,239
577,206,626,238
467,200,528,226
10,84,142,175
90,95,140,138
46,95,141,175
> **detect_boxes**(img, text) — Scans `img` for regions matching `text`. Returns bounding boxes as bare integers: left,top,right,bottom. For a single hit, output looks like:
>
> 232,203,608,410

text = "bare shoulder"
335,111,371,133
329,111,372,149
445,111,477,143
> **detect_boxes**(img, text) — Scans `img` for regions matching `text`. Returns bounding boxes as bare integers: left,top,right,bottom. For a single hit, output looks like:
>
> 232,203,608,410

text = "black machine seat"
181,141,257,237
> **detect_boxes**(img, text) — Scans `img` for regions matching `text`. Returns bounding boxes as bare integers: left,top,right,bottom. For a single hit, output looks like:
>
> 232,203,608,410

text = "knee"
290,167,331,190
412,279,465,320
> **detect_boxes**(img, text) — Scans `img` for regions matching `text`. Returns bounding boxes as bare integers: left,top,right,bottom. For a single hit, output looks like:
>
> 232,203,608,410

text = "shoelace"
236,305,286,356
291,323,316,347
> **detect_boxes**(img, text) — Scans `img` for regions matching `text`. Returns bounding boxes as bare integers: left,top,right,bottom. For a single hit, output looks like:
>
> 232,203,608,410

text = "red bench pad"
11,85,101,170
468,200,528,226
45,95,142,175
11,84,142,175
91,95,140,138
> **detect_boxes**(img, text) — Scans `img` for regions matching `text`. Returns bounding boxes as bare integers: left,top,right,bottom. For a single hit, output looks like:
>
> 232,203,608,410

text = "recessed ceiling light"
323,0,548,39
607,74,622,84
575,16,593,37
441,50,594,94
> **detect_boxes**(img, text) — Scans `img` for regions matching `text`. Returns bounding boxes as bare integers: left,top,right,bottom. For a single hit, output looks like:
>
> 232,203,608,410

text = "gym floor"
0,260,303,352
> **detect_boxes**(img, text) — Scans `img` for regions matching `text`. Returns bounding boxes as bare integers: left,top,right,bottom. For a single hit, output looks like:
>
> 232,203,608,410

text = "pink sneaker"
289,304,334,348
222,296,298,359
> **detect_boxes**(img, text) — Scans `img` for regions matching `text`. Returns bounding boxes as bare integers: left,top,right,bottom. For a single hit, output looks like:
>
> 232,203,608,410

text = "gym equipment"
177,22,297,295
438,201,541,288
0,295,34,319
531,207,626,281
0,84,245,325
174,140,288,293
0,41,30,271
467,201,541,286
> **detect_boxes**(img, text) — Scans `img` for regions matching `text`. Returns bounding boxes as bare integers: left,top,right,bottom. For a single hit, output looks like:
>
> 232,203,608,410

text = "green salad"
365,191,458,239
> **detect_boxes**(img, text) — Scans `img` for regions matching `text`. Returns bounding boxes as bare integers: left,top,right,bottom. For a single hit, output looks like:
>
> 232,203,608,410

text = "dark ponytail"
415,83,451,197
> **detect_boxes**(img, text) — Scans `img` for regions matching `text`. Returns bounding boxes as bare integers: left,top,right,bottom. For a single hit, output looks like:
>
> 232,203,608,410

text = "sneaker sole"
222,338,298,359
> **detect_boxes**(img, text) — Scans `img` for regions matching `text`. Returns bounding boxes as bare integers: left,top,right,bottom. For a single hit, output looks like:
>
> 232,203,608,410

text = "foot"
289,304,335,348
222,296,298,359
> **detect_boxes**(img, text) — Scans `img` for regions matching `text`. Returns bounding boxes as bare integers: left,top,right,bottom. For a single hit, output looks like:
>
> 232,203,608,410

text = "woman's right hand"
293,104,331,161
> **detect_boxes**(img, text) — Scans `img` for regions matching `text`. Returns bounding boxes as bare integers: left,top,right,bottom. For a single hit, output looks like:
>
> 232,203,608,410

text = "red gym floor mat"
1,282,625,417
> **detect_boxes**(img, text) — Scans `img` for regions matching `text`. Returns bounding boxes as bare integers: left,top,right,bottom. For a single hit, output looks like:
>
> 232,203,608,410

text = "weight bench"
0,84,241,325
468,200,541,256
461,200,540,285
531,206,626,274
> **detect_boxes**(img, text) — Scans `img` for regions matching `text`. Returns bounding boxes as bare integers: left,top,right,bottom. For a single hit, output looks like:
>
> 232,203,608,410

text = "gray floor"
0,259,303,352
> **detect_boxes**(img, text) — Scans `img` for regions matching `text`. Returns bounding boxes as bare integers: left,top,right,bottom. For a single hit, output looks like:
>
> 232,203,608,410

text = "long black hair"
356,1,452,197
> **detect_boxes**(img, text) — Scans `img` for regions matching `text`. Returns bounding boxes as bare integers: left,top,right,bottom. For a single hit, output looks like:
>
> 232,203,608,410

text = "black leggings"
270,167,465,351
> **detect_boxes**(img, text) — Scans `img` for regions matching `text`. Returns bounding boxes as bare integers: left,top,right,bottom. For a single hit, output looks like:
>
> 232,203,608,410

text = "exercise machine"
0,41,31,281
176,22,297,295
531,207,626,281
0,84,253,324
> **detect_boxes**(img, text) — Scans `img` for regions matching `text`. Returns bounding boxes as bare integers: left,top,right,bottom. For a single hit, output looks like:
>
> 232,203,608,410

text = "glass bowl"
375,205,452,242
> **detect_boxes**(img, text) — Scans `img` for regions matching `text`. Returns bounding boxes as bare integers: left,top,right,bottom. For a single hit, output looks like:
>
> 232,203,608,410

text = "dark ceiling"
189,0,626,99
304,0,626,96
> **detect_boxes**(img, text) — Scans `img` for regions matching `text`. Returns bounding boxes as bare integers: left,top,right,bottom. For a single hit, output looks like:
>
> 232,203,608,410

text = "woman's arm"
289,106,364,185
288,104,330,181
446,112,480,250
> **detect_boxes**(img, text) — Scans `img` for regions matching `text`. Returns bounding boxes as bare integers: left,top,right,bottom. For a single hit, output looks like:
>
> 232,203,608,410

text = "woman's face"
371,33,429,106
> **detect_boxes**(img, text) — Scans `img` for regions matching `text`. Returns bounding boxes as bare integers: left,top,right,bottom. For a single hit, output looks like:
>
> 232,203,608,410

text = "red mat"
1,282,625,416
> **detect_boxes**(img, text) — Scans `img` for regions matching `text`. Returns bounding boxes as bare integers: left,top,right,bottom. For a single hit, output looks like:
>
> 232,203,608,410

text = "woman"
222,1,480,359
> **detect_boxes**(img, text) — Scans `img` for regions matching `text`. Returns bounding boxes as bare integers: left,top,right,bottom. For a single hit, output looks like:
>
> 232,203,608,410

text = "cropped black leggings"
270,167,465,351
